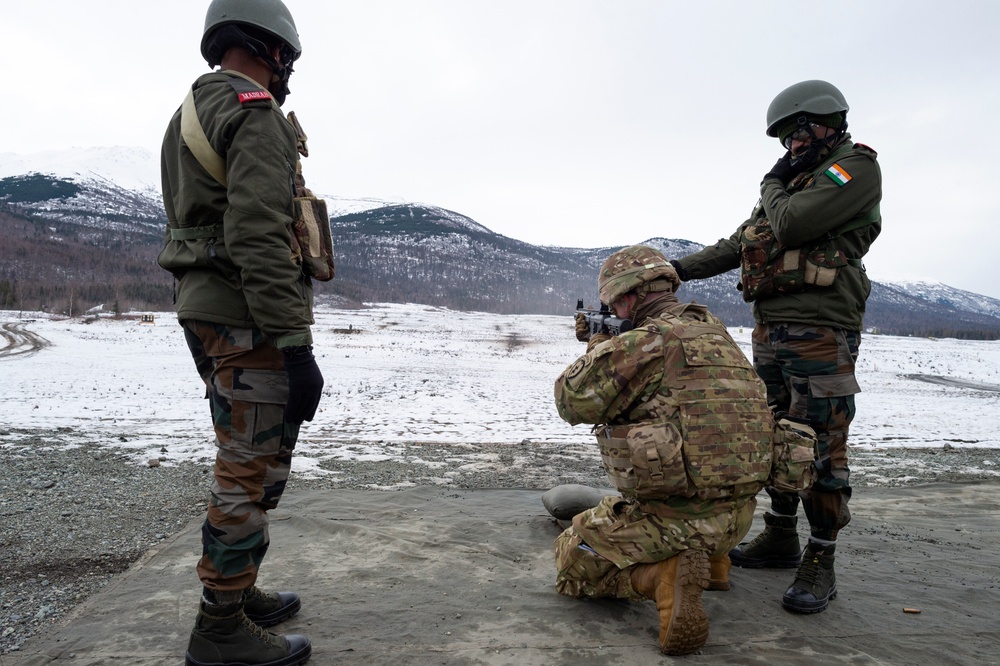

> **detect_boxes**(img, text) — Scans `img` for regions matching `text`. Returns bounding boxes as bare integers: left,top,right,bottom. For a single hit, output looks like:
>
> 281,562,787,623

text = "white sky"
2,305,999,487
2,1,999,297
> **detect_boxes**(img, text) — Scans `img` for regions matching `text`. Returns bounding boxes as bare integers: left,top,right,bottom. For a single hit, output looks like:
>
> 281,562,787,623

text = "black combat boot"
243,586,302,627
782,542,837,613
185,601,311,666
729,513,802,568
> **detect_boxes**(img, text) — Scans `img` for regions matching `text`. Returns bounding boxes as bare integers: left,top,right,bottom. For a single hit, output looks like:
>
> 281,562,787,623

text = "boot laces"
239,611,279,646
796,554,827,588
243,586,272,603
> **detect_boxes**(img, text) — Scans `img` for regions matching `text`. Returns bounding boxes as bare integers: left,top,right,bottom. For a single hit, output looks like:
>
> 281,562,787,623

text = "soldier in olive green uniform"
670,80,882,614
553,245,774,655
159,1,321,664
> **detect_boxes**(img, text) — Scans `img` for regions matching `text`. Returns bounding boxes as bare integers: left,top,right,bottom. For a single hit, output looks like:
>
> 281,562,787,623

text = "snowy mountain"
1,148,1000,338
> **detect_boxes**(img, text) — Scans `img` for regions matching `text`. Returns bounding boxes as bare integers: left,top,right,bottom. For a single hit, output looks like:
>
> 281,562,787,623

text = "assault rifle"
576,299,634,337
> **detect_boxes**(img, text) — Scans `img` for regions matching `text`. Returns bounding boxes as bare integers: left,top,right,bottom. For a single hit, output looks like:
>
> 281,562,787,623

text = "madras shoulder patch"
227,76,273,106
824,163,852,187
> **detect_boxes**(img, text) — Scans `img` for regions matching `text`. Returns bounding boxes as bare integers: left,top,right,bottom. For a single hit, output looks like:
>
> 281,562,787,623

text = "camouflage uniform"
673,134,881,541
553,295,772,599
160,69,314,596
183,321,297,591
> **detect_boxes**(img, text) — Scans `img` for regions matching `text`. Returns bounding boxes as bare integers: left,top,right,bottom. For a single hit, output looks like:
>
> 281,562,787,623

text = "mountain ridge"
1,154,999,339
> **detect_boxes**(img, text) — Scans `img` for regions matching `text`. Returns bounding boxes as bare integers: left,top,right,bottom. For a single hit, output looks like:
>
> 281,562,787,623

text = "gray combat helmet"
765,80,849,137
201,0,302,67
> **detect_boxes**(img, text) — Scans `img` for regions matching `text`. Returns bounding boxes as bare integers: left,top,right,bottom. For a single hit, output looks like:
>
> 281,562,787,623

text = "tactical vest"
738,144,879,303
594,310,774,501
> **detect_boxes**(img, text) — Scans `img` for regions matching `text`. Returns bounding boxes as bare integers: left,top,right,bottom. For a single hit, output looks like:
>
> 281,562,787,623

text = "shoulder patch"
227,77,273,107
824,163,852,187
237,89,272,104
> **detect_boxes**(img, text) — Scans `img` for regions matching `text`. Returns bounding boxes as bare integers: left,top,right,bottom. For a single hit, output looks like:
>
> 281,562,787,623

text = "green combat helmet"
200,0,302,105
598,245,680,306
765,80,849,137
201,0,302,66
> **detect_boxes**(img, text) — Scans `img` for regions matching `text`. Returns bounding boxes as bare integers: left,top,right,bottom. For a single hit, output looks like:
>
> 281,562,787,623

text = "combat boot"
185,601,312,666
244,586,302,627
630,550,710,655
707,553,731,591
782,542,837,613
729,513,802,568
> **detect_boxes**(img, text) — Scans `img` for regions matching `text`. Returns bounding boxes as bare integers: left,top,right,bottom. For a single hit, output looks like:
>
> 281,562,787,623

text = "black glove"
282,346,324,424
763,151,805,186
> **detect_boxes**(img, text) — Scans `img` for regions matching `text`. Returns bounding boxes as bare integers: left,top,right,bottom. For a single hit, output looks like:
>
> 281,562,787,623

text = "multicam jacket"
555,300,773,501
159,70,313,349
674,134,882,331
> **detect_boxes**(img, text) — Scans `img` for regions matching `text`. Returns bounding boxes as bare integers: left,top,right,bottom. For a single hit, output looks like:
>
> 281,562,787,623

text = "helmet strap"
789,115,848,170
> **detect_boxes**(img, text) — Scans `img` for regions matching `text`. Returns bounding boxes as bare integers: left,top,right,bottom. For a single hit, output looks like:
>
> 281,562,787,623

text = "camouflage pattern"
556,301,773,501
597,245,680,306
183,319,299,593
554,494,756,599
752,323,858,539
737,213,851,302
553,295,772,600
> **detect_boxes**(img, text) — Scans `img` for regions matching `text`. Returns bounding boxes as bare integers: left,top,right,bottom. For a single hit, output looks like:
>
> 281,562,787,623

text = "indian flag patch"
824,163,852,186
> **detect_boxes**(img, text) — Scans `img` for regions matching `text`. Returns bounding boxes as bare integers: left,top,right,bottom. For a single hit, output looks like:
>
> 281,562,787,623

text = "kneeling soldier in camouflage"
552,245,774,655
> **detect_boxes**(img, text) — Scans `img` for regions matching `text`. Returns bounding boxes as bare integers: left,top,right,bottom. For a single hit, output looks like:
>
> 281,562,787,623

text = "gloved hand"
574,313,590,342
282,346,324,424
586,333,611,352
763,151,805,186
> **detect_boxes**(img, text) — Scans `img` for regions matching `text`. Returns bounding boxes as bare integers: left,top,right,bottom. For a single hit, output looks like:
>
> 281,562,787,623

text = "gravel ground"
1,428,999,655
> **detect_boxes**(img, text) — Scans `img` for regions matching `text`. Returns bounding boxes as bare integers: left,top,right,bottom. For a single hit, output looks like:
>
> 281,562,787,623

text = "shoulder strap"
180,85,228,187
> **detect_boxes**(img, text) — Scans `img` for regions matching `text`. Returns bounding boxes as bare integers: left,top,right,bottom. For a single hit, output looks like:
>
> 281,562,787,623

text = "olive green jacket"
158,70,313,348
674,135,882,331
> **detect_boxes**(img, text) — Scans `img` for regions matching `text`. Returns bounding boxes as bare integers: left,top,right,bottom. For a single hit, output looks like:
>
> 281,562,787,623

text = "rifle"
576,299,634,337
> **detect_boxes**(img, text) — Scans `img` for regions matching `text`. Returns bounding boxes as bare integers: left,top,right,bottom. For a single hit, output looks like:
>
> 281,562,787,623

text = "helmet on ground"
201,0,302,68
765,80,849,138
598,245,680,306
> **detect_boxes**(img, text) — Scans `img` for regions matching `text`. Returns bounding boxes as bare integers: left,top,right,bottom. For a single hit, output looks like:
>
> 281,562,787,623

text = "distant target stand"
139,314,156,325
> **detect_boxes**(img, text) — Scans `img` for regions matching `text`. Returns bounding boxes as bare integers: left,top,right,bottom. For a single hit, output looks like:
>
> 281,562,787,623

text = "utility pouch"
290,194,335,281
287,111,335,281
739,218,850,302
769,417,818,493
595,422,689,499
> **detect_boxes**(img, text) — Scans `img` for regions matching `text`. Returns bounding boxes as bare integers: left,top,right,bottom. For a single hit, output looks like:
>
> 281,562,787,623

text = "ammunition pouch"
769,417,818,493
290,195,335,281
738,217,856,302
595,401,772,501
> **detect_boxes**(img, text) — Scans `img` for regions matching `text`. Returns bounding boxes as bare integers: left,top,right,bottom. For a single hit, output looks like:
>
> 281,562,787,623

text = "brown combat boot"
185,601,311,666
629,549,710,655
707,553,731,591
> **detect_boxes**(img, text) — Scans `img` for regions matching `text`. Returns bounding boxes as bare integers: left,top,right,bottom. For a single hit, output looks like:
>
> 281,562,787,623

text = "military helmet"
201,0,302,67
598,245,680,306
765,80,849,137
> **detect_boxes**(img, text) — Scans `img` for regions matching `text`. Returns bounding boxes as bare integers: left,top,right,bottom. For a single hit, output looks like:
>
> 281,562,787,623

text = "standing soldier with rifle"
669,80,883,614
158,1,333,664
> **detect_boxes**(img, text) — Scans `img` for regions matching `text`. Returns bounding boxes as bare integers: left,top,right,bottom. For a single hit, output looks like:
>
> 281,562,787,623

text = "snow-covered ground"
2,303,999,477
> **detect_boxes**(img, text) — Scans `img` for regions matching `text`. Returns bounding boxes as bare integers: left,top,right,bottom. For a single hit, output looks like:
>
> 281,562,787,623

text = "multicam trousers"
752,323,859,540
554,495,755,600
183,319,298,593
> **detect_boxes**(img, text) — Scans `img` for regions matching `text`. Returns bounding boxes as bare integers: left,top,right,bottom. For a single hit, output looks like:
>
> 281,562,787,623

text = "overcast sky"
3,1,999,298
